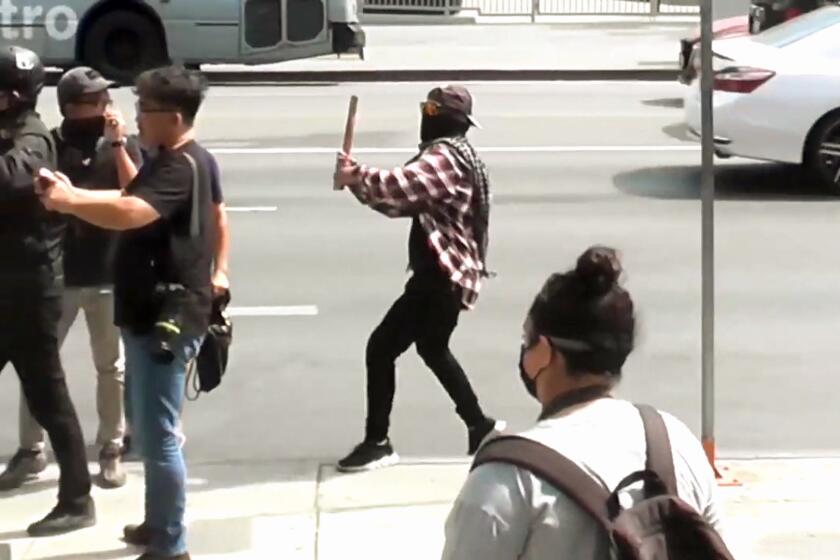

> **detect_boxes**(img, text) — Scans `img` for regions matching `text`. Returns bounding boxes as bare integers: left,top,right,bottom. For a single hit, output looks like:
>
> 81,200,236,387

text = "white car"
684,6,840,190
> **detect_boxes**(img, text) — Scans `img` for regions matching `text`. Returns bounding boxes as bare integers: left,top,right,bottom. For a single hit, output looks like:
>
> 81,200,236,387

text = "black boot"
124,522,153,547
27,495,96,537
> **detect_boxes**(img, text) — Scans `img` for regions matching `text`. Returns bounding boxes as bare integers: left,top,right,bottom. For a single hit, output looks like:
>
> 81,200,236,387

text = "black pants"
365,273,486,442
0,292,91,507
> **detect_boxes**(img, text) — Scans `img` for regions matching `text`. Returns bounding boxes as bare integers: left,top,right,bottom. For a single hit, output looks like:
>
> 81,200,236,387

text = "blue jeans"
123,330,202,556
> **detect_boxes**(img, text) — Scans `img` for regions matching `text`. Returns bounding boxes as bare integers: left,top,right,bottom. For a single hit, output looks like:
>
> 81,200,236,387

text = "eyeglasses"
420,100,444,117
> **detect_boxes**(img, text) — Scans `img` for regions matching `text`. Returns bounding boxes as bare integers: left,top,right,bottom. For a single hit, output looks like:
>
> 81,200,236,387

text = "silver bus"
0,0,365,81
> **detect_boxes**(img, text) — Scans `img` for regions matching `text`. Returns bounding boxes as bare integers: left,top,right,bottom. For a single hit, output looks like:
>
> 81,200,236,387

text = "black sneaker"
0,448,47,491
27,496,96,537
124,522,153,547
136,553,190,560
336,439,399,473
468,418,506,455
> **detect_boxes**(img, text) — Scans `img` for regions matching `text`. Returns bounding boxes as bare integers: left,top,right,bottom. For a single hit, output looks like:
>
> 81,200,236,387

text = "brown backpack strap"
635,405,677,495
471,436,612,528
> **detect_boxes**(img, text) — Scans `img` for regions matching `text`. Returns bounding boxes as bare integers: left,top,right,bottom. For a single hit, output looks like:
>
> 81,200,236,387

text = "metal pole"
651,0,660,17
700,0,717,469
531,0,538,23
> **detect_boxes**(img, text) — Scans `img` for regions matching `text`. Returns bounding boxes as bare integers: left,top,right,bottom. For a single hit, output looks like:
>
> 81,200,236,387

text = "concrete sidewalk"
197,23,698,82
1,456,838,559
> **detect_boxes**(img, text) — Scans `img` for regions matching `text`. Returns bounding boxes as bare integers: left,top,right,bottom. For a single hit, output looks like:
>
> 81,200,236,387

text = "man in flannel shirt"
334,85,504,472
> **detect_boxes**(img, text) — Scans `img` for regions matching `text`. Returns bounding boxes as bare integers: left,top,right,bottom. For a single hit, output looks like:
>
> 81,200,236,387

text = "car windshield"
752,6,840,47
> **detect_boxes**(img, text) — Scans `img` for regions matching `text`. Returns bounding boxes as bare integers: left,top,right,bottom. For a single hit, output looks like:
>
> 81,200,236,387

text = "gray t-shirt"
442,398,725,560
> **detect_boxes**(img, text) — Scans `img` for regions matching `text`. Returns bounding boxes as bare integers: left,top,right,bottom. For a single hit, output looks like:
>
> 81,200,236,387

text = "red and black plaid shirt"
348,143,485,310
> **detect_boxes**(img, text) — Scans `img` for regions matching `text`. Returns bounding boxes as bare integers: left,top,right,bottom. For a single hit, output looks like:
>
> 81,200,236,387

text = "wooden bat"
335,95,359,190
343,95,358,154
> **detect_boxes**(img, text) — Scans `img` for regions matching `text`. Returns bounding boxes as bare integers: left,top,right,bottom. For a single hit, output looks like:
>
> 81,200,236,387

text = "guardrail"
360,0,700,16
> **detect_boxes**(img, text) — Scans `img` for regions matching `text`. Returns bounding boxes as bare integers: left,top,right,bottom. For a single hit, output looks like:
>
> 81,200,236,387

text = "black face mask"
519,344,539,400
420,113,467,144
61,116,105,147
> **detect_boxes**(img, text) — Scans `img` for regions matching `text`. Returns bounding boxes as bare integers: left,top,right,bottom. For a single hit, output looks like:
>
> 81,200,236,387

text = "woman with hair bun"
441,246,727,560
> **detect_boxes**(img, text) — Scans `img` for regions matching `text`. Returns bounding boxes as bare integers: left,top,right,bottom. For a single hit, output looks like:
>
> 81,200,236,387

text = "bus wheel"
83,10,168,84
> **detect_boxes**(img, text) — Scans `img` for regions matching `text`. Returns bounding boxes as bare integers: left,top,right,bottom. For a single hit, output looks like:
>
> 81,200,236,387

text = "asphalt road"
1,81,838,468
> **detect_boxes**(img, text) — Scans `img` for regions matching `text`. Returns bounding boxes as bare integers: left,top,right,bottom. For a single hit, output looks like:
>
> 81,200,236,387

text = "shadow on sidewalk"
662,122,694,142
643,97,684,109
0,529,28,541
0,480,58,500
613,162,834,201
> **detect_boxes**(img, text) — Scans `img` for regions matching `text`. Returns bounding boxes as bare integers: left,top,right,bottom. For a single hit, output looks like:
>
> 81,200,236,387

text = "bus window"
244,0,282,49
288,0,326,42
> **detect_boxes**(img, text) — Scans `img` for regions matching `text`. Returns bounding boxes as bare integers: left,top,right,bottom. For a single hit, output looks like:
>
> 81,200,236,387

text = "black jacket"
54,130,143,287
0,109,63,296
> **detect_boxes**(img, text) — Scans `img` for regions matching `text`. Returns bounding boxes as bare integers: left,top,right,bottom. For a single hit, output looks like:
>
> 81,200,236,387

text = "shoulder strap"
635,405,677,495
472,435,612,528
181,151,201,238
49,126,61,150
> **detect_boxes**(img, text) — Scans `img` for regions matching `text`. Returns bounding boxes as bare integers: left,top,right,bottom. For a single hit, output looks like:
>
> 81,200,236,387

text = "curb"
44,68,678,86
139,69,678,85
206,69,681,84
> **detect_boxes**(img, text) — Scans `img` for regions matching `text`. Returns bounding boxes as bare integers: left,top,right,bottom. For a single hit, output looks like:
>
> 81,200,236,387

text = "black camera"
149,283,191,364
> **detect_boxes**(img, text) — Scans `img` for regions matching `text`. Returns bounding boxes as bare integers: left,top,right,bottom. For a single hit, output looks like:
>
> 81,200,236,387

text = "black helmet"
0,46,45,104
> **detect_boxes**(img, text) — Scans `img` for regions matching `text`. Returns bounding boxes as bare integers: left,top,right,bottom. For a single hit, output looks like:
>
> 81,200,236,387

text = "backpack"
471,405,735,560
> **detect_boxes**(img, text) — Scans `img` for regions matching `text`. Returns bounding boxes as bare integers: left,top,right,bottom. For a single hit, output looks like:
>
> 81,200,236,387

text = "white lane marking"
226,206,278,212
228,306,318,317
209,145,699,155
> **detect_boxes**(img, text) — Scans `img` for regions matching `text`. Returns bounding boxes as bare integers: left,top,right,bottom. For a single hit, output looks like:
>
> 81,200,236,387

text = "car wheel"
805,110,840,193
82,10,168,84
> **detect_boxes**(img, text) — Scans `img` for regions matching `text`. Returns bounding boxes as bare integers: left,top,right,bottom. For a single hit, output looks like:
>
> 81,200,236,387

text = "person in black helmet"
0,66,142,492
0,46,96,535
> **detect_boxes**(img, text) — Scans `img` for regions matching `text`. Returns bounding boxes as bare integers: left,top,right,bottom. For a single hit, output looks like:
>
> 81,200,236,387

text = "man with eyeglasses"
37,64,215,560
0,66,143,492
333,85,502,472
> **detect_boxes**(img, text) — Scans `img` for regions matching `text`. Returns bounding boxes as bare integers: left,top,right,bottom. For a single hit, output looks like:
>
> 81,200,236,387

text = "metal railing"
362,0,464,13
541,0,699,14
361,0,699,15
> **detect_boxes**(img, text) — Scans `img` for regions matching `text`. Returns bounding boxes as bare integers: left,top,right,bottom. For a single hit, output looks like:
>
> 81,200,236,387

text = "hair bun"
576,246,622,297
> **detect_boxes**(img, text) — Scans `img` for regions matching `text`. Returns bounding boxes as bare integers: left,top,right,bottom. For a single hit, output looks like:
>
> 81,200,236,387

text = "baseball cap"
57,66,116,109
427,85,481,128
